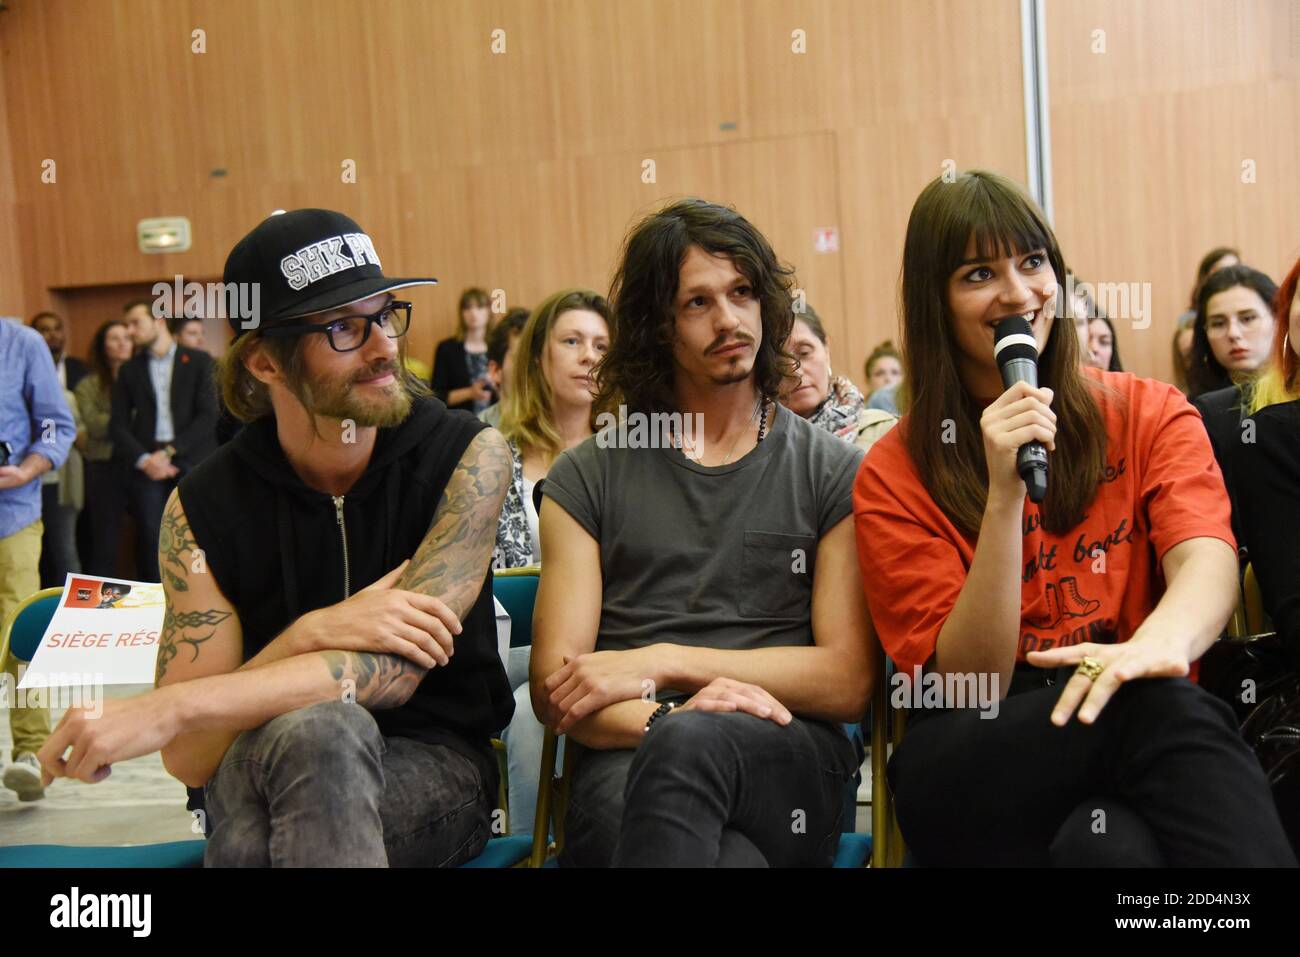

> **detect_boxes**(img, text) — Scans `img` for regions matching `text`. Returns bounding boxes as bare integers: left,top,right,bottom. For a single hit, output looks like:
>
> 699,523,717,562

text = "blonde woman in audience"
780,307,895,451
493,287,610,838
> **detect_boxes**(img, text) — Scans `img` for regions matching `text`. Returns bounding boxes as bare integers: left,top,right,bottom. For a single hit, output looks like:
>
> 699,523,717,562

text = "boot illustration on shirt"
1027,576,1101,630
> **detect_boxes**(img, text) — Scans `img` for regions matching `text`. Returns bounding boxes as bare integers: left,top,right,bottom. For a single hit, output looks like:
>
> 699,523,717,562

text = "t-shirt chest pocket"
739,530,818,619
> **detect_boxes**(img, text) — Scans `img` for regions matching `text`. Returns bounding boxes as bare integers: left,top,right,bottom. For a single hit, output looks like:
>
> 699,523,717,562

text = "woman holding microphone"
854,170,1293,866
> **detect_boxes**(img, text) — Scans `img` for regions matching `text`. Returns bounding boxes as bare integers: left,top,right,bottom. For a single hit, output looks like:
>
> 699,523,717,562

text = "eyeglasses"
261,300,412,353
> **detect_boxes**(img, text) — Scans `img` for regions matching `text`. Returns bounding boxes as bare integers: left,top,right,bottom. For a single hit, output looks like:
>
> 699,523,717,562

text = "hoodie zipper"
332,495,351,598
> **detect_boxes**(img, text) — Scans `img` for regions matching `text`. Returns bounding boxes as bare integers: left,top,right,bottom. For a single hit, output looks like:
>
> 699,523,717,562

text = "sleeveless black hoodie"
177,395,514,786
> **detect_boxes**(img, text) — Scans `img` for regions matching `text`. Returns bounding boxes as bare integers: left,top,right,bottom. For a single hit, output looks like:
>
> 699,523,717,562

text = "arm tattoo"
158,500,200,593
155,605,232,683
321,650,422,710
400,429,512,616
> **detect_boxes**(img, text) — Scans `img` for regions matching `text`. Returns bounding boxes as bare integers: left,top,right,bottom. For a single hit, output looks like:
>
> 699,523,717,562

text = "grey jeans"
203,701,494,867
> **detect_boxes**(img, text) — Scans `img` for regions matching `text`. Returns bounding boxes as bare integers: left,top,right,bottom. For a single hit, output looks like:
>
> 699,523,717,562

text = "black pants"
561,710,858,867
38,483,80,588
888,676,1297,866
82,460,128,577
126,469,175,582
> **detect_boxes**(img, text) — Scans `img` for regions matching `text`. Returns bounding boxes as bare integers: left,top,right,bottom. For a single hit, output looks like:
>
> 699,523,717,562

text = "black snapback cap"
222,208,436,335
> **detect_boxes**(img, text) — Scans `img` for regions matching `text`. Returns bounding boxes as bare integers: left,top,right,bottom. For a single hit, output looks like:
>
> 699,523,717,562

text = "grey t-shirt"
543,402,863,657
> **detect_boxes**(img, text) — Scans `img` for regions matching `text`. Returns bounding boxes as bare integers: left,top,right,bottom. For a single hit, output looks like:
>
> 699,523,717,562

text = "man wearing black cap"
37,209,515,867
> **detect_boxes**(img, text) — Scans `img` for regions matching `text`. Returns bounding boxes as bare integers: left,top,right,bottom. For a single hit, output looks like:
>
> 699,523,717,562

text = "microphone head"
993,314,1038,364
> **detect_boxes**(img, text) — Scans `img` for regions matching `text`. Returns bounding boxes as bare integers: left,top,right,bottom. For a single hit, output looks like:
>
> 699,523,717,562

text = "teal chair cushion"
457,834,532,868
0,841,206,868
493,574,538,648
8,593,59,662
833,832,872,868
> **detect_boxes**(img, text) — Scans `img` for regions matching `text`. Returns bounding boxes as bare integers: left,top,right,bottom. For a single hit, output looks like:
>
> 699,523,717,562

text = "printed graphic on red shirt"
854,368,1236,676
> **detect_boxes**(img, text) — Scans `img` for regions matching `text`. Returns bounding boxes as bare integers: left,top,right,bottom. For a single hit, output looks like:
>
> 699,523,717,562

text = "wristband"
643,701,676,735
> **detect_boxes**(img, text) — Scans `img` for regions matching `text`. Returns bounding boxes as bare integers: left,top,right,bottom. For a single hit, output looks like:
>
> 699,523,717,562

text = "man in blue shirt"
0,316,76,801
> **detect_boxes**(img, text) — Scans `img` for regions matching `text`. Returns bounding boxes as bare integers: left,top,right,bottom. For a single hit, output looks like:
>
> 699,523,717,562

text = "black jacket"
62,355,89,392
431,338,492,412
110,345,218,470
1192,384,1247,545
177,396,514,778
1231,398,1300,660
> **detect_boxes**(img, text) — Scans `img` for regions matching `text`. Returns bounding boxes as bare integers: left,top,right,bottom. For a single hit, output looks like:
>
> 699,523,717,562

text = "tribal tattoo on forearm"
399,429,513,616
155,605,232,683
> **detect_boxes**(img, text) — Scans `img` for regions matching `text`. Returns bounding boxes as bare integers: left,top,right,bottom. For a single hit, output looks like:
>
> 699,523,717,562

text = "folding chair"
869,647,907,867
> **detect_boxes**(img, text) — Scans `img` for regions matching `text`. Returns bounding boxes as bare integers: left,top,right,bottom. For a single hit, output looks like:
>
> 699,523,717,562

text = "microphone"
993,315,1048,503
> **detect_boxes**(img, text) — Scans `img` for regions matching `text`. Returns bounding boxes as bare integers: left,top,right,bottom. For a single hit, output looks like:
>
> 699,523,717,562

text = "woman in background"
781,307,895,450
1188,265,1278,538
73,319,134,576
432,286,495,413
493,288,611,839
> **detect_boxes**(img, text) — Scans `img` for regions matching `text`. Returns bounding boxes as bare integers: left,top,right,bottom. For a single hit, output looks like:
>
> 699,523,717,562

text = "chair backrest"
493,566,540,648
0,588,62,665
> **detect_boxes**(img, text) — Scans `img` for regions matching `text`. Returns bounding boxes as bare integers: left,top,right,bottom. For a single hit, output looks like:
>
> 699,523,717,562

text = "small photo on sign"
63,577,163,611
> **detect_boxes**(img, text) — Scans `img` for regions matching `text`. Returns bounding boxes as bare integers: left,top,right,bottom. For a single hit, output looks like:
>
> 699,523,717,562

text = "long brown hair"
87,319,128,395
595,198,798,415
900,170,1108,537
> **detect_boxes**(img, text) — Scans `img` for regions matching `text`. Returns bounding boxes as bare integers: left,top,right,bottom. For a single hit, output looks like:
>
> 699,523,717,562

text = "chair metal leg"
529,727,558,868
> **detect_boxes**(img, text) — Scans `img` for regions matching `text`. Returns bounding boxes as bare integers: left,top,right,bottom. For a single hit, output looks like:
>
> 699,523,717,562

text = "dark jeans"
126,469,174,581
38,483,80,588
203,701,494,867
82,460,128,577
889,676,1297,866
561,710,858,867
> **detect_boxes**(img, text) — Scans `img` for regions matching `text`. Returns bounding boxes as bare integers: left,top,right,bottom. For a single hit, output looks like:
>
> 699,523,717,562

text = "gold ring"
1076,656,1104,682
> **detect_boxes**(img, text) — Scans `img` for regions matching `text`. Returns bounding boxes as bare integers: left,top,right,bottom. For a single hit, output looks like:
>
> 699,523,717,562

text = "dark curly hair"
594,198,799,414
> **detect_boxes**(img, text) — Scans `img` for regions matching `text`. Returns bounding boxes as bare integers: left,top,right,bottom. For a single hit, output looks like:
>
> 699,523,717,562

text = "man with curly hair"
531,198,877,866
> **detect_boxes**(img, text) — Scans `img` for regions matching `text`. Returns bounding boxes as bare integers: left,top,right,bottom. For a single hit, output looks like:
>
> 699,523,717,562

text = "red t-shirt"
853,367,1236,675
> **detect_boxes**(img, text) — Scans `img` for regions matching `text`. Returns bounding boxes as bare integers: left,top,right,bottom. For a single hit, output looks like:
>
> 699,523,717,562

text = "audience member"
864,339,903,398
30,311,89,390
74,319,134,576
0,317,75,802
432,287,494,414
1188,264,1277,399
30,312,86,586
781,307,896,450
855,170,1293,866
1233,253,1300,641
171,315,208,352
479,307,530,428
38,209,514,868
493,289,609,835
533,198,874,867
110,299,219,582
1189,265,1278,537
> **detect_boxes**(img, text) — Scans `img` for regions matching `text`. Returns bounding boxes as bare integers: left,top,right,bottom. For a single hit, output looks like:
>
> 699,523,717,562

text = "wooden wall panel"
1047,0,1300,384
2,0,1028,390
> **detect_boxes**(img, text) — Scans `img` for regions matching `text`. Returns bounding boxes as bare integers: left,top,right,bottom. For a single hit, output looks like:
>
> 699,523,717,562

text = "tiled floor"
0,684,195,846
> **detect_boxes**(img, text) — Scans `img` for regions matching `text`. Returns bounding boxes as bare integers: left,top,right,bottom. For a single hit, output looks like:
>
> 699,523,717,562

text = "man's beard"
303,359,412,428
